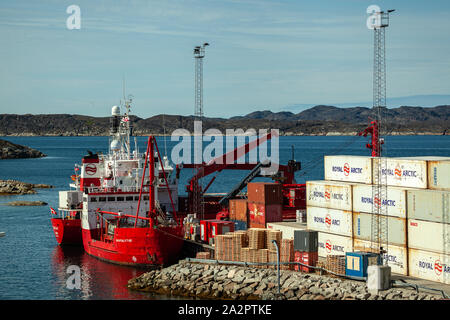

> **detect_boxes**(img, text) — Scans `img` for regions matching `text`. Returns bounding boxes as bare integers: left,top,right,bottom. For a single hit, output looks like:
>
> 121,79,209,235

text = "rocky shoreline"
0,139,46,159
127,260,442,300
0,179,53,195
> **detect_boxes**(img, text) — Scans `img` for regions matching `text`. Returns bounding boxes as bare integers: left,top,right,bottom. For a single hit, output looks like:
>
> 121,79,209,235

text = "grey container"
294,230,318,252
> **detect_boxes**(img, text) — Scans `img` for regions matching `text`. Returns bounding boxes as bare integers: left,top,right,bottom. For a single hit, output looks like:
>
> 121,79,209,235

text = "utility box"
59,191,82,209
367,265,391,292
294,230,318,252
345,251,381,278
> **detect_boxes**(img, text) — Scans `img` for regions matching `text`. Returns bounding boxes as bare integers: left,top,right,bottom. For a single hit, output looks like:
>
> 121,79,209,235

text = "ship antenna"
163,114,167,157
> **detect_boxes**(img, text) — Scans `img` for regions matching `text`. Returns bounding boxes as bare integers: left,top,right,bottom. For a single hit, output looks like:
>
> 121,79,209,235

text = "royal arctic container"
407,219,450,254
317,231,353,258
408,248,450,285
247,182,283,205
324,155,372,184
372,157,428,189
306,180,353,211
266,221,307,239
353,212,407,246
248,202,283,228
407,189,450,224
306,206,353,237
353,239,408,275
427,157,450,191
352,184,408,218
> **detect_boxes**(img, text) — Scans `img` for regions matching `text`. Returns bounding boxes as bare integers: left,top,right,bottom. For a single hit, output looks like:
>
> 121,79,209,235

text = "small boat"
0,231,5,237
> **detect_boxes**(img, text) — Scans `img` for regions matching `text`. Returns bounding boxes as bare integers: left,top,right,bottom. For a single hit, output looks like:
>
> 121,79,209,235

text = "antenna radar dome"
112,106,120,116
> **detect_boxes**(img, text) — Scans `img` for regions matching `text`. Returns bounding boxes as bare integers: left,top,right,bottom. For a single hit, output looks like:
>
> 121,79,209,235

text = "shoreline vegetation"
0,105,448,137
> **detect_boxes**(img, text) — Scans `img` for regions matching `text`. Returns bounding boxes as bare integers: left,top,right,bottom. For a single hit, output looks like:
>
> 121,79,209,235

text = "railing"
52,208,82,220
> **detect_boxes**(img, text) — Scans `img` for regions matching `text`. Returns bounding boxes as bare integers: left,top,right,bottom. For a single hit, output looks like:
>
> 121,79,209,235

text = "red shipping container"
229,199,248,221
247,182,283,205
294,251,318,273
210,220,234,238
248,202,282,228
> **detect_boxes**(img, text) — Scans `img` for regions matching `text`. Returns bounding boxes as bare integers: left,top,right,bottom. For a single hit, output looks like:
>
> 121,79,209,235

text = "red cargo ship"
50,102,184,266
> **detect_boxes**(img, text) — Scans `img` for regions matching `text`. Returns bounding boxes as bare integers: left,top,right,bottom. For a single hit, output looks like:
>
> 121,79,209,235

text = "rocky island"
0,179,53,195
0,139,46,159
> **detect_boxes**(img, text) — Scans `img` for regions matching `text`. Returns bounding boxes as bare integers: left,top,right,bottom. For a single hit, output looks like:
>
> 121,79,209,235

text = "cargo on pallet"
306,180,353,211
247,182,283,205
248,202,282,228
353,212,407,247
352,184,409,218
324,155,372,184
408,248,450,285
317,231,353,258
345,251,381,278
407,189,450,224
229,199,248,222
353,239,408,276
407,219,450,254
294,251,318,273
266,221,307,239
306,206,353,237
293,229,318,252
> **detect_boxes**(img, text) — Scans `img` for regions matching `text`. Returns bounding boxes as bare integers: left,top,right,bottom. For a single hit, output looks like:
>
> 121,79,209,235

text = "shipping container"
353,239,408,275
306,206,353,237
352,184,408,218
407,219,450,254
324,155,372,184
353,212,407,246
294,251,318,273
407,189,450,224
266,221,307,239
408,248,450,285
200,219,234,243
235,199,248,221
247,182,283,205
293,230,318,252
427,158,450,191
229,199,237,220
231,219,247,231
317,231,353,258
372,157,427,189
248,202,283,228
306,180,353,211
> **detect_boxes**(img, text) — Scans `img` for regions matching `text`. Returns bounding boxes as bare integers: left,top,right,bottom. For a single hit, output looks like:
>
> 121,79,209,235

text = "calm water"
0,135,449,300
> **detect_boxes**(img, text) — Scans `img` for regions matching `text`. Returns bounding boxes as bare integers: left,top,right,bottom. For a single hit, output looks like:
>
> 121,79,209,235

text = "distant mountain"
0,105,448,136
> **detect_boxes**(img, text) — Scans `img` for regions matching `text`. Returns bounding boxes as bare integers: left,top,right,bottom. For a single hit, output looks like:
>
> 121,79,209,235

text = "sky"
0,0,449,118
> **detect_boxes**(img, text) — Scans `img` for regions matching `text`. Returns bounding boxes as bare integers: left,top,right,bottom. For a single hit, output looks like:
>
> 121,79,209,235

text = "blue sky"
0,0,449,118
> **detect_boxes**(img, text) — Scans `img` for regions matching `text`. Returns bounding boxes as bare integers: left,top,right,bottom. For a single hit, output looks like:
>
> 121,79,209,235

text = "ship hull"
51,218,82,245
82,225,184,267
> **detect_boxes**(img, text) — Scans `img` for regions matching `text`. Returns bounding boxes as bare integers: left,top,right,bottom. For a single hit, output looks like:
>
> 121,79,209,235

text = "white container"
352,184,408,218
59,190,82,209
407,219,450,254
324,155,372,184
372,157,428,189
306,180,353,211
353,239,408,275
408,248,450,285
353,212,407,246
306,206,353,237
427,158,450,191
407,189,450,224
266,221,307,239
318,231,353,258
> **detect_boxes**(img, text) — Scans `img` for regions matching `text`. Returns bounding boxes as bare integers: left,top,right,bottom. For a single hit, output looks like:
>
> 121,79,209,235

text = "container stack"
309,154,450,283
247,182,283,228
293,230,319,273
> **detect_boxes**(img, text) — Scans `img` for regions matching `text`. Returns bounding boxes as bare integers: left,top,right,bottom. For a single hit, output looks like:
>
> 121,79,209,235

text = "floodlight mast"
192,43,209,219
371,9,394,264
